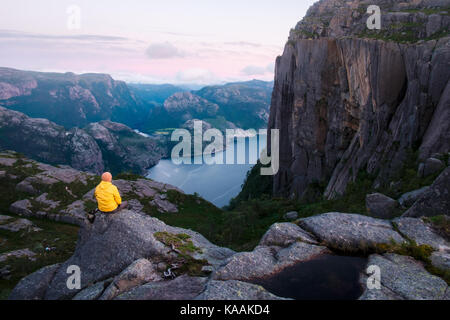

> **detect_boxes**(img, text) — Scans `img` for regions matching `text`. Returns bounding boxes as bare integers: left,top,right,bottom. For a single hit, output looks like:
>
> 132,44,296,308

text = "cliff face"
268,0,450,200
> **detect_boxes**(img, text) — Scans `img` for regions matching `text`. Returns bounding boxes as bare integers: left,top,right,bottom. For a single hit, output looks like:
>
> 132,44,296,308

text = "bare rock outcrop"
403,166,450,217
359,253,448,300
366,193,399,219
298,213,405,253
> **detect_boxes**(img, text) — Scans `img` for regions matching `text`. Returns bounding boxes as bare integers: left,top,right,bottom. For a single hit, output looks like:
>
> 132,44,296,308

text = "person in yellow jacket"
94,172,128,214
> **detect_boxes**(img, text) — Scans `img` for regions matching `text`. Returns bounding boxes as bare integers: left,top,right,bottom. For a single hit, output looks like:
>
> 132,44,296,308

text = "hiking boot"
87,214,96,224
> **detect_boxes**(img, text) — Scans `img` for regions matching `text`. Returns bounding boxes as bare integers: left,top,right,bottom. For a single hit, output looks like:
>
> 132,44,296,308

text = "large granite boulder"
299,213,405,253
422,158,445,178
398,187,430,208
359,254,448,300
259,222,318,247
10,210,234,300
196,280,289,300
366,193,399,219
403,167,450,217
431,252,450,271
213,243,330,282
99,258,161,300
393,217,450,250
8,264,60,300
115,275,209,300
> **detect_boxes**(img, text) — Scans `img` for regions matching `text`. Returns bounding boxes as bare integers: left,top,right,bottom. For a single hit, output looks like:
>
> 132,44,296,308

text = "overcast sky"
0,0,316,84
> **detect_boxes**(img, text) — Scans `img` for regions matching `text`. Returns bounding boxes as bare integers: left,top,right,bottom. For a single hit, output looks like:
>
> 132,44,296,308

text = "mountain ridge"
0,106,166,175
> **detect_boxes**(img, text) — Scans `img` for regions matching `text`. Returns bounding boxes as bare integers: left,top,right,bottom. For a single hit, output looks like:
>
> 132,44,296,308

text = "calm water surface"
147,134,267,207
249,255,368,300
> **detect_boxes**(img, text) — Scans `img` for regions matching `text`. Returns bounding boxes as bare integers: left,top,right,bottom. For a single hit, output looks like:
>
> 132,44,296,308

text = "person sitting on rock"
94,172,128,215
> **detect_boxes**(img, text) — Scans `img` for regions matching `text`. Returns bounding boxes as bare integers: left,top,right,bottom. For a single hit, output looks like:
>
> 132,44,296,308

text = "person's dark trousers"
102,201,128,214
87,201,128,223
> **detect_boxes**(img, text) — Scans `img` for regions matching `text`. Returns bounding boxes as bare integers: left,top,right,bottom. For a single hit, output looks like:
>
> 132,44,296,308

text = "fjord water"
147,134,267,207
250,255,367,300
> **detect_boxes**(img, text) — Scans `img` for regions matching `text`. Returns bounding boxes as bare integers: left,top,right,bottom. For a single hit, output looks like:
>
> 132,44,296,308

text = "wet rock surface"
213,243,331,282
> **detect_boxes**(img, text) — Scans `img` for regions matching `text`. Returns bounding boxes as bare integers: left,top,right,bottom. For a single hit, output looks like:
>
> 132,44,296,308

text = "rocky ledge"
8,208,450,300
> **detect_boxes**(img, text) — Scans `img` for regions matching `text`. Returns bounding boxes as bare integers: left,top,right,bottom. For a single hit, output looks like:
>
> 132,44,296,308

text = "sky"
0,0,317,85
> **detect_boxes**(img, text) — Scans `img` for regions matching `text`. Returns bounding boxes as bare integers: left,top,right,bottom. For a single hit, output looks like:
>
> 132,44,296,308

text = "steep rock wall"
268,0,450,200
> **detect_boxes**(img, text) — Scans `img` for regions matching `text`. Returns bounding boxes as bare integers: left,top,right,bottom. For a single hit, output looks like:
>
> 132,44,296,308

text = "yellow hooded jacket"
94,181,122,212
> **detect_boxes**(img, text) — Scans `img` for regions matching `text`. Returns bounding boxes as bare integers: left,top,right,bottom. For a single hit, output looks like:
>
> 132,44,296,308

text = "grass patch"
383,149,445,199
115,172,145,181
394,7,450,15
153,232,208,277
0,214,79,300
154,232,202,255
375,239,450,285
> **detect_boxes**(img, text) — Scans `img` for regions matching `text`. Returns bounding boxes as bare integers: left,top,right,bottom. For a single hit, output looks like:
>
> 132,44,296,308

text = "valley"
0,0,449,302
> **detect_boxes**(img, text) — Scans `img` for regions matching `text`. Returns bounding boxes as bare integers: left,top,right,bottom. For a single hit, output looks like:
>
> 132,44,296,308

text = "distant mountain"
195,80,273,129
128,83,184,104
0,67,147,129
143,80,273,132
0,68,273,135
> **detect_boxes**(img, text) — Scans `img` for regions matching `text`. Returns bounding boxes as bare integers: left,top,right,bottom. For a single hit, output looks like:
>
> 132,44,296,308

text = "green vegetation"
227,162,273,210
203,116,232,132
29,176,101,215
290,28,319,40
154,232,202,255
383,149,446,199
393,7,450,16
423,215,450,242
153,232,208,277
0,215,79,299
0,155,42,214
358,22,449,43
376,235,450,285
115,172,144,181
